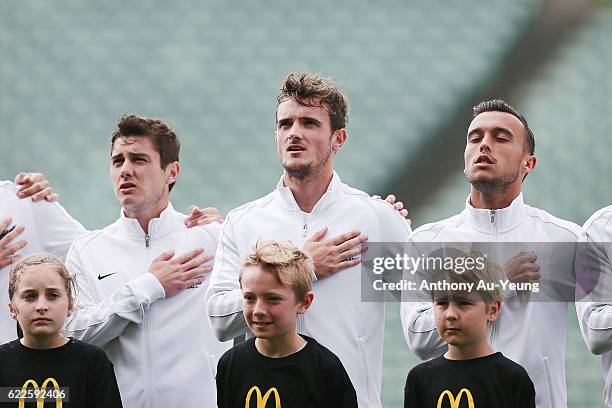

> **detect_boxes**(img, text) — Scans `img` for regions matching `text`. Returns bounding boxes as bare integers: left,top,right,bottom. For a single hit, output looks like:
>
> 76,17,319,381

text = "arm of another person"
399,239,447,360
206,214,249,341
31,198,87,258
575,222,612,355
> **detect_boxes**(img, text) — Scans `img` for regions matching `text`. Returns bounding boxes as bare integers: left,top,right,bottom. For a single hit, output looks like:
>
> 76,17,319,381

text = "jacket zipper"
489,209,499,347
144,232,152,407
298,213,309,335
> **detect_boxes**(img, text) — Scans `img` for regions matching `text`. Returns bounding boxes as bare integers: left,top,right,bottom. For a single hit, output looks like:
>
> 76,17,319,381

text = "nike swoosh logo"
98,272,117,280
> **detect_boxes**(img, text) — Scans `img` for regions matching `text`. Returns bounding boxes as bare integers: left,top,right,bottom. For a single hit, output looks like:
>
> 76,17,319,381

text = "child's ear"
8,303,17,320
297,291,314,314
487,300,502,322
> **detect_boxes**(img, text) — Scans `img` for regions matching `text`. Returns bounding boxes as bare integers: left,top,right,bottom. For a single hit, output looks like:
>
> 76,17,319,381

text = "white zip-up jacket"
65,203,230,408
206,172,412,408
575,205,612,407
400,193,579,408
0,181,85,344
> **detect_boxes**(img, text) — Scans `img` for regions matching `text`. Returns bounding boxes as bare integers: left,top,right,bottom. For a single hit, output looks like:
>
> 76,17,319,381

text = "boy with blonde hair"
216,240,357,407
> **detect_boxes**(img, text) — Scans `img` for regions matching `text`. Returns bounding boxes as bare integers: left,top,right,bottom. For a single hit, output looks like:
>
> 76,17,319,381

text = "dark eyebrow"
467,126,514,138
491,127,514,137
300,117,322,125
111,152,125,161
127,152,151,160
277,118,293,126
111,152,151,161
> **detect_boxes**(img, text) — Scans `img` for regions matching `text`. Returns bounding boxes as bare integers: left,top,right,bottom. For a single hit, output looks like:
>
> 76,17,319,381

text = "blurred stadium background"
2,0,611,406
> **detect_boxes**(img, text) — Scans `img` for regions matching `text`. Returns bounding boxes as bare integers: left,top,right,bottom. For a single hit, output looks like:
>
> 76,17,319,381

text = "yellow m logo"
19,378,63,408
244,386,281,408
436,388,474,408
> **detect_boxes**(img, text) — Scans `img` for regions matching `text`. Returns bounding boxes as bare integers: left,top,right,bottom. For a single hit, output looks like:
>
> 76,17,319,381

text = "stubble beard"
465,161,521,195
121,188,165,218
282,146,332,182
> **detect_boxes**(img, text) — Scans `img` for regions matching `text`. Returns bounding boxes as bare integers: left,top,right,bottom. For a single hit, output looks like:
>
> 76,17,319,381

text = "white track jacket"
65,203,230,408
206,172,412,408
0,181,85,343
400,193,579,408
575,205,612,407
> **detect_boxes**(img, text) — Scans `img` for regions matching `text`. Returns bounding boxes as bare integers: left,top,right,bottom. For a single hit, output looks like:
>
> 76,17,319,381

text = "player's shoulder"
583,205,612,231
523,204,580,239
225,191,276,223
410,213,465,241
69,224,115,253
341,184,407,222
0,180,16,192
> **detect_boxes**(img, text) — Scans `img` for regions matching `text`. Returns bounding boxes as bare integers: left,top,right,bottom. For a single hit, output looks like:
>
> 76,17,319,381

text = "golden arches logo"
436,388,474,408
19,378,63,408
244,386,281,408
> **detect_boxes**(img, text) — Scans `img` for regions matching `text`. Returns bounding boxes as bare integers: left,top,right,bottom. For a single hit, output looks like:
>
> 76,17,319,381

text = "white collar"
462,193,525,232
275,171,342,214
117,202,184,240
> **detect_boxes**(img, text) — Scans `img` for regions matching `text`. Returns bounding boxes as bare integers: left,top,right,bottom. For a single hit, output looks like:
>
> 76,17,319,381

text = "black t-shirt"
216,335,357,408
0,338,123,408
404,352,535,408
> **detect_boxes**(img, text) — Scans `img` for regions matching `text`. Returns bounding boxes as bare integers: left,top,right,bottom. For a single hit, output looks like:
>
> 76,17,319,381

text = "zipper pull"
145,234,150,248
489,210,496,224
302,224,308,238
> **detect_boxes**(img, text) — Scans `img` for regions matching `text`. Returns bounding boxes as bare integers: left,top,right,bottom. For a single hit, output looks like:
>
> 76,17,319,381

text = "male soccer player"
207,72,411,407
575,207,612,406
1,171,219,343
401,100,579,408
65,115,230,408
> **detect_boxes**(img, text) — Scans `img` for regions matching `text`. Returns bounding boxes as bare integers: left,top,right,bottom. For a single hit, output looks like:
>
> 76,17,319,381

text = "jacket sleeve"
205,215,249,341
575,220,612,355
399,240,447,360
65,243,166,347
30,199,87,259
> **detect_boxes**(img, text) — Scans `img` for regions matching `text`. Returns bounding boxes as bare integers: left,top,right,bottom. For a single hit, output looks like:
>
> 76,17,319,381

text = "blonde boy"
216,240,357,408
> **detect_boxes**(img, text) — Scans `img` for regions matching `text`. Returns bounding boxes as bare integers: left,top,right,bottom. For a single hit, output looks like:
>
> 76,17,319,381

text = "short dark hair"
277,72,349,132
472,99,535,154
111,114,180,191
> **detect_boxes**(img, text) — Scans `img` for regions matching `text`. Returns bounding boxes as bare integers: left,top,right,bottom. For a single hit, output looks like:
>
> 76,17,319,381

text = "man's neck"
255,331,306,358
444,339,495,360
124,201,169,234
283,170,333,213
469,186,521,210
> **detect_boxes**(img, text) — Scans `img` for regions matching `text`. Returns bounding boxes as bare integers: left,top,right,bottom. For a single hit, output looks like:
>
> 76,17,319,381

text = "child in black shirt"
216,240,357,408
0,253,122,408
404,251,535,408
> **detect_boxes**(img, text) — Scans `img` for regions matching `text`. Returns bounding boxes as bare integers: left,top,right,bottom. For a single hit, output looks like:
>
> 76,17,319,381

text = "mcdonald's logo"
436,388,474,408
19,378,63,408
244,386,281,408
